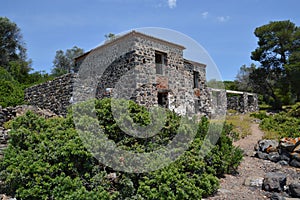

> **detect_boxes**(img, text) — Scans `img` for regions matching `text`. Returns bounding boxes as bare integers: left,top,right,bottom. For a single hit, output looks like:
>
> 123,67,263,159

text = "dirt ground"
204,123,300,200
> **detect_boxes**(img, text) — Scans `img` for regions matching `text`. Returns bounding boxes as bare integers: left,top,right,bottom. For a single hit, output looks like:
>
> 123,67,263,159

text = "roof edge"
184,59,206,68
75,30,186,61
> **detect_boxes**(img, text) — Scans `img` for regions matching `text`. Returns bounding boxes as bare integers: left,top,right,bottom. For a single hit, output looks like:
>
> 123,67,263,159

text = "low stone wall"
0,105,56,157
209,89,259,114
255,138,300,168
24,73,76,116
24,75,259,118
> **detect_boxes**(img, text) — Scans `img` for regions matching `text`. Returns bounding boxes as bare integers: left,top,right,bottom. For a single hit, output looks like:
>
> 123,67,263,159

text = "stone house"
24,31,258,116
73,30,211,116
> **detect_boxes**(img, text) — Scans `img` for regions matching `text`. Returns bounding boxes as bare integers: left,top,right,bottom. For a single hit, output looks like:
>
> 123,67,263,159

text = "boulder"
278,149,291,162
289,159,300,168
289,184,300,198
279,138,300,152
277,160,289,166
262,172,287,192
267,152,281,162
255,139,279,153
244,176,264,187
256,151,269,160
270,193,286,200
290,152,300,162
280,142,296,152
293,143,300,153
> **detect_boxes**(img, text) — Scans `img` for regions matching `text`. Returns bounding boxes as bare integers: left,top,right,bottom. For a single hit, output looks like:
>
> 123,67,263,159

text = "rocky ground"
205,123,300,200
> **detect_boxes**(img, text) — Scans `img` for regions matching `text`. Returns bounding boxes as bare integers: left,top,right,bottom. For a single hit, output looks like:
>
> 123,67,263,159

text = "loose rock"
255,139,279,153
262,172,287,192
289,184,300,198
244,176,264,187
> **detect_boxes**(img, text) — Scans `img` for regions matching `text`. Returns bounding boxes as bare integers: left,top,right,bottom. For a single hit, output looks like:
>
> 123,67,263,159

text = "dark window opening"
193,71,199,88
155,51,167,75
194,99,200,113
158,92,168,108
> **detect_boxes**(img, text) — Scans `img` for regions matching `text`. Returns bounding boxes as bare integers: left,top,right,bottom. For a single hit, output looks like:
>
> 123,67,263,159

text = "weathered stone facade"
80,31,211,116
24,31,258,116
208,89,259,114
226,90,259,113
25,73,76,116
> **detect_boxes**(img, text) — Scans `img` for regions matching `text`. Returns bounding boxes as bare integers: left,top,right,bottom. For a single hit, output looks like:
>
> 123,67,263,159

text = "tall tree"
0,17,31,81
250,20,300,108
235,64,256,92
286,29,300,102
51,46,84,76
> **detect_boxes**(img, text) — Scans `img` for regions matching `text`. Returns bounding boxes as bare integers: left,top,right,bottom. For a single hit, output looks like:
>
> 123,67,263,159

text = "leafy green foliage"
0,67,24,107
235,63,256,92
260,112,300,139
0,17,27,68
205,124,243,177
287,102,300,118
51,46,84,76
223,81,238,91
250,111,269,120
0,67,53,108
0,99,243,199
252,105,300,139
0,112,114,199
250,20,300,108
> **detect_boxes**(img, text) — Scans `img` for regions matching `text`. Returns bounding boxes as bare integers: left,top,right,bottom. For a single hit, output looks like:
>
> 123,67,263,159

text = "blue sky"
1,0,300,80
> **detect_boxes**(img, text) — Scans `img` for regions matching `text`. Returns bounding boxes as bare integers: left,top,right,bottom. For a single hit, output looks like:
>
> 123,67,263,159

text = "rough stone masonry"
25,31,258,116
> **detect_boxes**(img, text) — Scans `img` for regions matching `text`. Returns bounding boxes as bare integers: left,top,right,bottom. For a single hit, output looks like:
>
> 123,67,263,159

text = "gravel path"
204,123,300,200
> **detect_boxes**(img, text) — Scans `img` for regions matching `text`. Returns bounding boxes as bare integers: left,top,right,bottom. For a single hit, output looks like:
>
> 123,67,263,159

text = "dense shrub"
250,110,269,120
0,67,53,108
252,105,300,139
260,112,300,138
287,102,300,118
0,98,243,199
0,67,24,107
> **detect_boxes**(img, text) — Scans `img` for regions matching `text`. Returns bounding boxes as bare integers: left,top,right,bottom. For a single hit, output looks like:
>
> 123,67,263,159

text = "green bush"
250,110,269,120
0,67,24,107
260,112,300,138
0,99,243,199
287,102,300,118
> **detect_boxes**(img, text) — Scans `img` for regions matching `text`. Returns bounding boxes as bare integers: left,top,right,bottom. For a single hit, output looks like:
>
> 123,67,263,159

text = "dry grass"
225,112,254,139
262,130,280,140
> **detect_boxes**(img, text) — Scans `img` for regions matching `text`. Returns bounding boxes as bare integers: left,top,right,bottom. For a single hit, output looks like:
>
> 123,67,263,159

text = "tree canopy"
0,17,31,82
235,64,256,92
51,46,84,76
0,17,27,66
250,20,300,108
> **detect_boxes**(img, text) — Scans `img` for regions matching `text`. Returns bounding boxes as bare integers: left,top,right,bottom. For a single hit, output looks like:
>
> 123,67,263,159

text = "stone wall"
73,31,211,116
0,105,56,157
24,31,257,118
226,92,259,113
208,88,227,117
208,89,259,115
24,73,76,116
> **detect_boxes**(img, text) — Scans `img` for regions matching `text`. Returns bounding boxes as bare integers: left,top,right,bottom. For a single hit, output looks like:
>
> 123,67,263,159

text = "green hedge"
252,104,300,139
0,98,243,199
0,67,24,107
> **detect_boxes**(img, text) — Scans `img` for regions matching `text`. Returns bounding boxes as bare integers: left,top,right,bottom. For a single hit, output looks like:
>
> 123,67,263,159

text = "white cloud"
168,0,176,9
202,11,209,19
217,16,230,22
